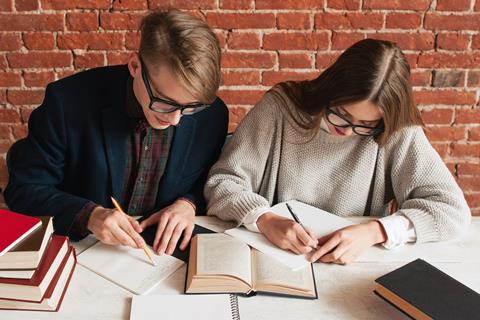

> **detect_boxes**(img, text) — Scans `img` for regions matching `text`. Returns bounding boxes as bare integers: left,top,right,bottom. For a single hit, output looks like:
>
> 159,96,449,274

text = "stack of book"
0,209,76,312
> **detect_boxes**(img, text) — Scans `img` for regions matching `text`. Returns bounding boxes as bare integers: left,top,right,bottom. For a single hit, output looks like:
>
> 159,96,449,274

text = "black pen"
285,202,317,249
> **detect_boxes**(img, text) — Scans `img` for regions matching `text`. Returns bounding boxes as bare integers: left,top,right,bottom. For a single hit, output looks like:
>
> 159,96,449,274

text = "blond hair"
139,10,221,103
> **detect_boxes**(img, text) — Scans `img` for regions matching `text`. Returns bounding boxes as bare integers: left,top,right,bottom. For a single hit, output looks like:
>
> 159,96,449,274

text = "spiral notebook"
130,294,240,320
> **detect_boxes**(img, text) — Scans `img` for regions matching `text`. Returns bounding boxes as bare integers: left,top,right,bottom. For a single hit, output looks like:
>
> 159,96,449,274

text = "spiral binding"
229,294,240,320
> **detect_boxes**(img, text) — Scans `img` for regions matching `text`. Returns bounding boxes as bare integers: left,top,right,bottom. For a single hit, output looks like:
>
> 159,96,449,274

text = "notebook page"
78,242,184,295
130,294,236,320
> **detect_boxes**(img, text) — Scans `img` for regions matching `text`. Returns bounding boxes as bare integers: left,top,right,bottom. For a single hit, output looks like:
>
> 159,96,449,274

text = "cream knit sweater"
204,89,471,243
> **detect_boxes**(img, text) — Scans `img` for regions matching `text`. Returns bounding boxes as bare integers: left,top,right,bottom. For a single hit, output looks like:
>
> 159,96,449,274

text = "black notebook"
374,258,480,320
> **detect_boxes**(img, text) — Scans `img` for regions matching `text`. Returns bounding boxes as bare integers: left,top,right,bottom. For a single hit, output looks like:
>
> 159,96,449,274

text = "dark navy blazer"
4,65,228,240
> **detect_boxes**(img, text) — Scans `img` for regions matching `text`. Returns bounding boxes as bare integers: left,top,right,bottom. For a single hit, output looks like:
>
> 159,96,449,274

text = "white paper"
130,294,234,320
78,242,184,295
225,200,353,270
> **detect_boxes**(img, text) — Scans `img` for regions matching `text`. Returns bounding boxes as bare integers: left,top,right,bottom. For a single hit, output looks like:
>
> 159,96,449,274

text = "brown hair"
273,39,424,145
139,10,221,103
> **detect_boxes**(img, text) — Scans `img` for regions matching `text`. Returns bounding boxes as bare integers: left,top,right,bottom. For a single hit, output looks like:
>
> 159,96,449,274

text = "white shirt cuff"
242,207,272,233
378,214,417,250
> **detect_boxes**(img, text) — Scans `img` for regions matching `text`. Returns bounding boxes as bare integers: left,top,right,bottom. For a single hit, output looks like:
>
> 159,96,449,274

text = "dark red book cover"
0,210,41,256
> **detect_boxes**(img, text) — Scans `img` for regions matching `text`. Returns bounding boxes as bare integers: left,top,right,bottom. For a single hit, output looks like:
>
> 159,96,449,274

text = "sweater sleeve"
388,126,471,243
204,93,281,225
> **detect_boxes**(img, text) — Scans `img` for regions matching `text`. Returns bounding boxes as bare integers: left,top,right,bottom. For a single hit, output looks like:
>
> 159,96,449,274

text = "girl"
204,39,471,265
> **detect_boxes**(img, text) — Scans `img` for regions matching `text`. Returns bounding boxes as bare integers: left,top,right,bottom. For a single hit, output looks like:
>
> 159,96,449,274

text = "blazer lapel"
157,116,197,206
101,107,130,200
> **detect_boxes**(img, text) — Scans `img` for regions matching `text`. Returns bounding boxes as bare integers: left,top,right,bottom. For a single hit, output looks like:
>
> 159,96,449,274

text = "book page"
78,242,184,295
251,248,314,291
196,234,252,285
225,200,353,270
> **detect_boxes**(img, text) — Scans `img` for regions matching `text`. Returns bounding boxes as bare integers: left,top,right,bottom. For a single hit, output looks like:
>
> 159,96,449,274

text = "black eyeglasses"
325,106,384,136
139,57,210,115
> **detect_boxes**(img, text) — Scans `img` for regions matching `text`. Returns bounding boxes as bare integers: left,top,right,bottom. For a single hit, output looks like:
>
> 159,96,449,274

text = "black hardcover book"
374,258,480,320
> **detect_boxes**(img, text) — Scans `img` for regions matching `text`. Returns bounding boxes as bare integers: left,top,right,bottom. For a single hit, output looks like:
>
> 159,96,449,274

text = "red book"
0,210,41,257
0,235,69,302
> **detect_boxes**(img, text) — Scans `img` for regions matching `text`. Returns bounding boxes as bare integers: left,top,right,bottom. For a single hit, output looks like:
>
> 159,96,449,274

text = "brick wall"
0,0,479,214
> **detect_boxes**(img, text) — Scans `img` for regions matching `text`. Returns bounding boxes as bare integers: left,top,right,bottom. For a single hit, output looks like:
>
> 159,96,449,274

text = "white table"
1,217,479,320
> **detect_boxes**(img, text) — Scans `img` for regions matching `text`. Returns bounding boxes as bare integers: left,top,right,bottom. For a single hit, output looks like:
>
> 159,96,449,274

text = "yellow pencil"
110,197,157,266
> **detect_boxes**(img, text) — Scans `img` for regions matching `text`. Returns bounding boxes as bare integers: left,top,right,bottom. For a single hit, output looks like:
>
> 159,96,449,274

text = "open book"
225,200,353,270
185,233,317,299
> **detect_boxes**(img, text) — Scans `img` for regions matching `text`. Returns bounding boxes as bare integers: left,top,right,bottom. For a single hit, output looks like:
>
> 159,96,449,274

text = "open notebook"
78,242,184,295
130,294,240,320
225,200,353,270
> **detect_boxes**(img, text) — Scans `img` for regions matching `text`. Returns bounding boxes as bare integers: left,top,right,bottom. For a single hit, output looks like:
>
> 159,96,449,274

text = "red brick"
451,143,480,158
41,0,110,9
469,127,480,141
7,52,71,68
425,13,480,31
67,12,99,31
57,33,124,50
0,54,6,69
100,12,143,30
456,109,480,124
472,35,480,49
222,52,276,69
457,176,480,191
315,12,383,30
405,53,419,68
279,53,313,69
15,0,38,11
411,71,431,87
327,0,360,10
0,0,12,11
0,90,5,104
277,13,311,30
256,0,324,9
74,52,105,69
0,124,10,138
432,143,449,157
23,71,55,87
476,0,480,11
220,0,252,9
316,52,340,69
262,71,318,86
421,108,454,125
0,140,11,153
221,71,260,86
465,194,480,210
418,52,480,68
0,33,21,50
415,90,476,106
436,0,470,11
367,32,434,50
7,90,44,105
23,33,55,50
112,0,147,10
20,108,33,122
331,32,364,50
432,70,465,87
228,106,250,132
425,127,465,142
125,32,140,50
263,32,329,50
218,89,265,105
386,13,422,29
468,71,480,87
436,33,470,50
107,52,131,66
0,72,21,87
148,0,215,9
0,109,20,122
0,14,63,31
227,32,261,50
11,123,27,139
214,30,227,49
207,13,275,29
364,0,431,10
458,163,480,175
